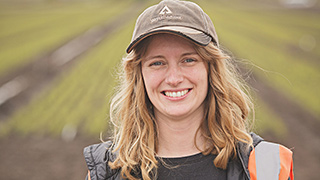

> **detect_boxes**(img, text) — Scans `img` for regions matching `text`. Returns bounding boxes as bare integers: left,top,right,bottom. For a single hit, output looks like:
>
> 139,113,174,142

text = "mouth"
161,89,191,98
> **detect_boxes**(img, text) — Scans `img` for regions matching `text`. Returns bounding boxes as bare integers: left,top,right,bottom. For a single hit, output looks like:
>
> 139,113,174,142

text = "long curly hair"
109,37,253,180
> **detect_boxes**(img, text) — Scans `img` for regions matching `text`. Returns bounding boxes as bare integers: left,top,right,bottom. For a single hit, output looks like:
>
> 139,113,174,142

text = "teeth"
164,90,189,98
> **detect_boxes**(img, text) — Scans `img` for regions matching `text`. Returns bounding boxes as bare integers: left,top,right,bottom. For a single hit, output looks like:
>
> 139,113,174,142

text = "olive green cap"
126,0,219,53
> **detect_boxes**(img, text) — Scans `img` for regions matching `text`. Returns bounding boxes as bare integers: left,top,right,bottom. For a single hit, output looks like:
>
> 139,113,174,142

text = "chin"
164,109,192,118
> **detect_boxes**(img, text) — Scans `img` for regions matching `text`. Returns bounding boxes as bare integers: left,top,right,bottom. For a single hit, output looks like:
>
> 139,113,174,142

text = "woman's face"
141,34,208,120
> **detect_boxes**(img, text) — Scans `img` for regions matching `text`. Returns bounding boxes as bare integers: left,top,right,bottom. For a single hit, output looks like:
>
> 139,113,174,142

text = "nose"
165,65,183,86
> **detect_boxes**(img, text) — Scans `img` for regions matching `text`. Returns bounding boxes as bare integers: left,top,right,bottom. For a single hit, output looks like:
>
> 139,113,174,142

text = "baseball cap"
126,0,219,53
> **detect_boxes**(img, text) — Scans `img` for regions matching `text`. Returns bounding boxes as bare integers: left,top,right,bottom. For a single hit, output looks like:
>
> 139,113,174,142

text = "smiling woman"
83,0,294,180
141,34,209,158
142,34,208,123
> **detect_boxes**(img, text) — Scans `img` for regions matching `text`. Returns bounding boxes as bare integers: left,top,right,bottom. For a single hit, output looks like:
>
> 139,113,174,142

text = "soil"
0,135,97,180
0,2,319,180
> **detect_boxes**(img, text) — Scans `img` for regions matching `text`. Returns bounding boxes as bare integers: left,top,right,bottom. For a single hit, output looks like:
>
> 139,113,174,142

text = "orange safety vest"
248,141,294,180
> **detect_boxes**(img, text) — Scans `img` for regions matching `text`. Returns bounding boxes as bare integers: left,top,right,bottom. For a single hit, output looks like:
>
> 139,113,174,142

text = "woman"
84,0,294,179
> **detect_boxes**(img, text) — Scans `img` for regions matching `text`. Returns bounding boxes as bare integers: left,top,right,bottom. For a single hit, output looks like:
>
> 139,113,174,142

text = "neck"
155,110,205,158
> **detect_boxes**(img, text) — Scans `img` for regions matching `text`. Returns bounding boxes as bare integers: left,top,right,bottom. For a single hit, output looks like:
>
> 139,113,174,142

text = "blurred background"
0,0,319,179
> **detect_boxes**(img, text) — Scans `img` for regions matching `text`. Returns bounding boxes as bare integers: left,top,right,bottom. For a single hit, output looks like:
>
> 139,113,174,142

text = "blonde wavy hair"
109,37,253,180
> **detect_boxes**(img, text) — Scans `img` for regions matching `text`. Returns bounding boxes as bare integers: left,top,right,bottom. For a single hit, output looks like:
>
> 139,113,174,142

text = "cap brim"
126,26,212,53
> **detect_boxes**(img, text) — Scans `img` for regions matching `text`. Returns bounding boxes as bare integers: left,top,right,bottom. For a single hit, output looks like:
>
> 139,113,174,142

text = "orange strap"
248,141,294,180
279,145,294,180
87,171,91,180
248,149,257,180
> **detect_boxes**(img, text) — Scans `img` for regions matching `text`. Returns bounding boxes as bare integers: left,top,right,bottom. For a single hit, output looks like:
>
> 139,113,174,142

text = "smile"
163,89,190,98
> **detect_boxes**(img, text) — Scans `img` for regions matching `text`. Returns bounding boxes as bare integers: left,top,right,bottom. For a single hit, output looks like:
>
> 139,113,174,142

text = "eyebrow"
181,52,198,57
145,51,198,61
145,55,165,61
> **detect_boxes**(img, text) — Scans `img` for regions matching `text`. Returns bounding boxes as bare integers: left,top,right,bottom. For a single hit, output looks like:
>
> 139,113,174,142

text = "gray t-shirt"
157,153,227,180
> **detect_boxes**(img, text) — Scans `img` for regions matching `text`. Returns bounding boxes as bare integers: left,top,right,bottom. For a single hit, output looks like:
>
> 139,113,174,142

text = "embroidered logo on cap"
159,5,172,15
151,5,182,24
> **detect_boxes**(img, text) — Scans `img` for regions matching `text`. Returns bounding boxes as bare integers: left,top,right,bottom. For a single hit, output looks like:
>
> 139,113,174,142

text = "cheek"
189,66,209,96
189,66,208,83
142,69,160,95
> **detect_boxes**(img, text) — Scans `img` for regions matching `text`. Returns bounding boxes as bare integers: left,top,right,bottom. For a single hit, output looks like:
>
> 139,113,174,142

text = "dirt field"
0,135,95,180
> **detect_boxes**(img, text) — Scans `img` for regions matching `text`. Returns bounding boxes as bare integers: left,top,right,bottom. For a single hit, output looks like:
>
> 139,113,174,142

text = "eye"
184,58,196,63
150,61,163,66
